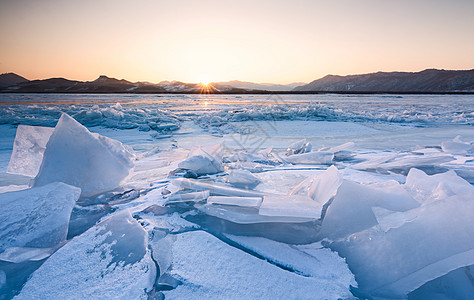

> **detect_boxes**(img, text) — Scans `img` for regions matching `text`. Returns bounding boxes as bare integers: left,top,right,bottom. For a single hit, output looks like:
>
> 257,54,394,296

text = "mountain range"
1,69,473,93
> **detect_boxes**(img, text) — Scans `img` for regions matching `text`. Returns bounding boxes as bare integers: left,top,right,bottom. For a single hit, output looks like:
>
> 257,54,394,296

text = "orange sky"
1,0,473,84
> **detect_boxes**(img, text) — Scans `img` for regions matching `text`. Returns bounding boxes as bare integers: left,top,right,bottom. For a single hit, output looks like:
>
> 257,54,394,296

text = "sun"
199,78,213,86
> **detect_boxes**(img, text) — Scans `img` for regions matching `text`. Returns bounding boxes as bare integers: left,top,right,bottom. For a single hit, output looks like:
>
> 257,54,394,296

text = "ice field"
0,93,474,299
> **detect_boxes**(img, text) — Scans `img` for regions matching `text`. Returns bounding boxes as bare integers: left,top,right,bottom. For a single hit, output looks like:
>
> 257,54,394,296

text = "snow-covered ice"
15,210,156,299
163,230,354,299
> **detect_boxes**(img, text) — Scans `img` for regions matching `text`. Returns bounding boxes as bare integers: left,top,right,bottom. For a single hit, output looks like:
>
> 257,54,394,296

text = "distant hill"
294,69,474,92
0,73,29,88
213,80,306,91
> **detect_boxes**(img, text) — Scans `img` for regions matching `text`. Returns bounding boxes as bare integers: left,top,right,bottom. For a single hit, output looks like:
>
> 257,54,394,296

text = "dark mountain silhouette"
0,73,29,88
294,69,474,92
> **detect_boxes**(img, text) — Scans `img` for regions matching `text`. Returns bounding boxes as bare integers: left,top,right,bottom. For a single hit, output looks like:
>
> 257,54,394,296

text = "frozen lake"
0,93,474,299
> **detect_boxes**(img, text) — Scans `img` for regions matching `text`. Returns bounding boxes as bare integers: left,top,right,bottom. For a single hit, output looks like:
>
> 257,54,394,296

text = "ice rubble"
162,230,354,299
33,113,135,197
289,165,343,208
6,125,54,177
285,151,334,165
0,182,80,253
286,138,312,155
15,211,156,299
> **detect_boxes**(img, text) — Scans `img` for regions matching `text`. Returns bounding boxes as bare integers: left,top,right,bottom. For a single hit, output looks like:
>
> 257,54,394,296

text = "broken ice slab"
33,113,135,197
259,194,322,219
405,168,474,203
166,190,210,203
178,143,224,175
0,182,80,252
15,210,156,299
207,196,263,208
329,191,474,298
289,165,342,207
408,264,474,300
6,125,54,177
178,154,223,175
326,142,355,153
227,169,261,189
171,178,265,197
441,136,474,156
150,233,175,276
320,180,419,240
224,234,355,284
285,151,334,165
162,230,353,299
286,138,312,155
195,203,316,224
0,247,55,264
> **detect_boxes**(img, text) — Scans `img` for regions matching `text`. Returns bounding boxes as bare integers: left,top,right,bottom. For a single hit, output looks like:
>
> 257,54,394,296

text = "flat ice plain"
0,93,473,299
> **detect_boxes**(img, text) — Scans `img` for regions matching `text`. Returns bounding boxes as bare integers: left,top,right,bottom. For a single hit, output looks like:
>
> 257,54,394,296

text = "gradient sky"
1,0,473,84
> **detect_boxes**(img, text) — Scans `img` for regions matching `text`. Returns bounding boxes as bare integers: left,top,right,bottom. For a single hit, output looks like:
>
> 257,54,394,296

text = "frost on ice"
15,210,156,300
0,182,80,253
33,113,135,197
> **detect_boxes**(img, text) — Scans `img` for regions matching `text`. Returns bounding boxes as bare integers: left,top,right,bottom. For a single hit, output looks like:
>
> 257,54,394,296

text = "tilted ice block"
196,203,315,224
329,191,474,298
0,247,55,264
441,136,474,156
178,143,224,175
163,230,353,299
327,142,355,153
7,125,54,177
224,234,355,285
405,168,474,203
286,139,312,155
0,182,80,252
207,196,263,208
171,178,264,197
165,190,210,203
286,151,334,165
290,165,342,207
227,169,261,188
33,113,135,197
259,194,322,219
150,233,175,276
16,210,156,299
320,180,419,240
